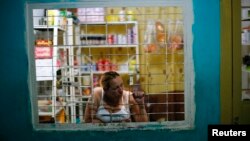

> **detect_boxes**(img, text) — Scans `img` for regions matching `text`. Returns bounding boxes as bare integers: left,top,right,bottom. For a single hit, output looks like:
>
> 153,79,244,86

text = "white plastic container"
119,7,126,21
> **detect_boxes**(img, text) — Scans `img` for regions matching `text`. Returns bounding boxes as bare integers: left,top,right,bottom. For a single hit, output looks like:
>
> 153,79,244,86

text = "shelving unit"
65,21,139,123
34,15,73,123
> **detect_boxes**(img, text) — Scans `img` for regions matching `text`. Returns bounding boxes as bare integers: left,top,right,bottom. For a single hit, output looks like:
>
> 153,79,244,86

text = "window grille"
27,1,194,130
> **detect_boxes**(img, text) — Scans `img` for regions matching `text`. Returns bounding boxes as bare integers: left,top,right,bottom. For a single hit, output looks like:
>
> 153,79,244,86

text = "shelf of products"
241,2,250,101
73,21,139,84
33,8,74,123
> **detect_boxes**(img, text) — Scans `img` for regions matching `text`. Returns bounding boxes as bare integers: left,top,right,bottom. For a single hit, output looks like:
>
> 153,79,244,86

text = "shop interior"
33,6,185,124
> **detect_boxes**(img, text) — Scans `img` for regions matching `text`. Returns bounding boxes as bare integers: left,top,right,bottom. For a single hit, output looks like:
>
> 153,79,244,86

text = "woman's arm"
84,87,103,123
84,98,102,123
129,92,149,122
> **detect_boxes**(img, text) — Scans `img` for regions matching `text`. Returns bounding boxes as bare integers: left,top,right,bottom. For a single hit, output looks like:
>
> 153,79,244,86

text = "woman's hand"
132,90,145,105
131,90,148,122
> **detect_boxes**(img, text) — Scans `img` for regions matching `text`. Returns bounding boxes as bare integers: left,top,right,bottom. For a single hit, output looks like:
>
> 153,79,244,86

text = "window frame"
26,0,194,131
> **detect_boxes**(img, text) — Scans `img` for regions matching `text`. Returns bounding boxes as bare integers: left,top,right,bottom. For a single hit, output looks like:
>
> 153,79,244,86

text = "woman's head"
101,71,121,90
101,71,124,106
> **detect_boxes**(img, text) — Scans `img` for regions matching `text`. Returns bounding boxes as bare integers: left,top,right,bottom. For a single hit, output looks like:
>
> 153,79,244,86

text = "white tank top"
96,89,131,123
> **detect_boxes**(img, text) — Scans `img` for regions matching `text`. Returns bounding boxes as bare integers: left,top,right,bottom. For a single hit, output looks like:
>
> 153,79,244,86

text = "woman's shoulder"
93,87,102,93
92,87,102,100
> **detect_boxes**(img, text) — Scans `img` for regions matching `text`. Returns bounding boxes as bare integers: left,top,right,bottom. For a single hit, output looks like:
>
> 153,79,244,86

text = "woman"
84,71,148,123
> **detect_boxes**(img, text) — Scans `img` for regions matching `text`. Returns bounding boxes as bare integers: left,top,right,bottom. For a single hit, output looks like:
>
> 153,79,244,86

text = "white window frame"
25,0,194,131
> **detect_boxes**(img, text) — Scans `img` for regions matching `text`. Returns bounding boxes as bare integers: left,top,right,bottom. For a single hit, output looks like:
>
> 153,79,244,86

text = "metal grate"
32,6,186,127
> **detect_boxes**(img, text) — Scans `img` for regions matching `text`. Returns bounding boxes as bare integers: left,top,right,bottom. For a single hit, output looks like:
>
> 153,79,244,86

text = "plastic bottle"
119,7,126,21
106,9,117,22
127,9,135,21
243,29,249,44
97,52,105,71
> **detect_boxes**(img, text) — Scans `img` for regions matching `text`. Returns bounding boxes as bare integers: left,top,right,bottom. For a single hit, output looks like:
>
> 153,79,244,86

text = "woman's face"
105,76,124,99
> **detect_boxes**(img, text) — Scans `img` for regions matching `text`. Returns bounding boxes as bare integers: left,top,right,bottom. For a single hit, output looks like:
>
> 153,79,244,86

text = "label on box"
35,46,53,59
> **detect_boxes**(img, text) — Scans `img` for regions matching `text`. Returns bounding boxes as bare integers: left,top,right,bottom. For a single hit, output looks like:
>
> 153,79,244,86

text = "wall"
0,0,220,141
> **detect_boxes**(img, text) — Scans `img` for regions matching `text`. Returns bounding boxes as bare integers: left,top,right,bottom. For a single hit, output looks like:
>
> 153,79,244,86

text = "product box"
47,10,60,26
33,9,45,26
35,40,53,59
77,8,105,22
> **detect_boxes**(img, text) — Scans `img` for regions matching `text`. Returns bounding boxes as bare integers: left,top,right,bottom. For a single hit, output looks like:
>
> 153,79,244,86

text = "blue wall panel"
0,0,220,141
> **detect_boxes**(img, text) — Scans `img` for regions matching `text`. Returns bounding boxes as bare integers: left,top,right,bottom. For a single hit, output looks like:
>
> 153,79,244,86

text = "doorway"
221,0,250,124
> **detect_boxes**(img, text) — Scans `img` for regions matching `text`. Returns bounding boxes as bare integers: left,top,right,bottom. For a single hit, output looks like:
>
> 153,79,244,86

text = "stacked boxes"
77,8,105,22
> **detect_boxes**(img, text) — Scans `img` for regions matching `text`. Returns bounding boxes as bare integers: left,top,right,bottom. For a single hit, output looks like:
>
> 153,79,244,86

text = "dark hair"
100,71,120,90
